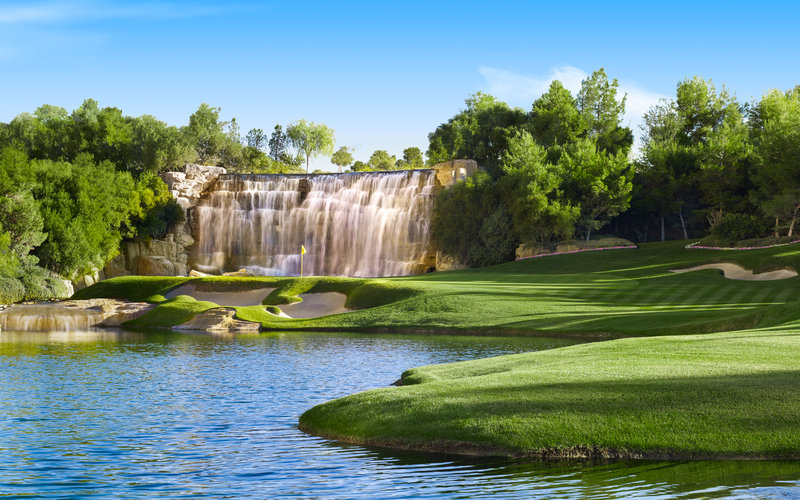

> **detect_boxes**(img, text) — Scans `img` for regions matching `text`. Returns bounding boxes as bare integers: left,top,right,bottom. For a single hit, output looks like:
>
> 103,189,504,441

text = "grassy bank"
299,324,800,459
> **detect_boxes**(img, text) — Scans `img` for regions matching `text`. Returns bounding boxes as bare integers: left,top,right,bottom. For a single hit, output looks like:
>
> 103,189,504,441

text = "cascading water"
0,304,106,332
191,170,437,277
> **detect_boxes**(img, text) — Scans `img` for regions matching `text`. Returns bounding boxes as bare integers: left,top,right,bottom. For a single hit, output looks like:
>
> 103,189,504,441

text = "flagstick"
300,251,304,277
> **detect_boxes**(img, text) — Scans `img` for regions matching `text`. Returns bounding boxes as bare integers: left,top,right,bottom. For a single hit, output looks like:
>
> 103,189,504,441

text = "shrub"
0,277,24,304
711,213,771,242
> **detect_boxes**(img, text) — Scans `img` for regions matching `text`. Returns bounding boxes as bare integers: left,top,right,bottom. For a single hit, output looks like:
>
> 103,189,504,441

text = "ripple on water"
0,330,798,498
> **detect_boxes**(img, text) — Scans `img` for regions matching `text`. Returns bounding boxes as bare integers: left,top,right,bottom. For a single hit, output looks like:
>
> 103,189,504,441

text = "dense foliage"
431,70,800,266
430,69,634,264
0,99,319,302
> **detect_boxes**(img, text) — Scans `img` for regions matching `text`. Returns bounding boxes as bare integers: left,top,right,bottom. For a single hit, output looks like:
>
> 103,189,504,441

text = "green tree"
367,150,396,171
128,115,192,174
246,128,268,151
351,160,369,172
559,138,633,240
427,92,527,175
637,100,692,240
185,103,226,163
0,191,46,265
217,118,244,168
498,131,578,244
268,124,288,161
330,146,354,173
577,68,633,155
528,81,584,160
396,146,424,169
751,88,800,235
286,120,335,173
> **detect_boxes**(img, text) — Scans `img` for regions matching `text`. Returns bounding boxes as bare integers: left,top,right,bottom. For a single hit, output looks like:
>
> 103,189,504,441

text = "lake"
0,330,798,498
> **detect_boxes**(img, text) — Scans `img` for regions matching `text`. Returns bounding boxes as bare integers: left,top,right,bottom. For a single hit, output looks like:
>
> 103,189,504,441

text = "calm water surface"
0,330,798,499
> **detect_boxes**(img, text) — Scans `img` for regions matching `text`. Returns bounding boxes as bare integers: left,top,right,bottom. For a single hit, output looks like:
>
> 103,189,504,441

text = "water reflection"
0,330,797,498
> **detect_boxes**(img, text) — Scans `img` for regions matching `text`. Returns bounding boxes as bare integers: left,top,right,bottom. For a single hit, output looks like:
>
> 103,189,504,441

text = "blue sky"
1,0,798,170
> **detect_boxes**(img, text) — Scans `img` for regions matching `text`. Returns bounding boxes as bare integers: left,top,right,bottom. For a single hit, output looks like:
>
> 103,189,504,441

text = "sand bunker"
165,283,276,306
280,293,350,318
670,263,798,281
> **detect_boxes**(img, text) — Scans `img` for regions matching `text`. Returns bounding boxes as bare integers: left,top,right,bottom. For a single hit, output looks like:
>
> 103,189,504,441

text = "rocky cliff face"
97,161,475,281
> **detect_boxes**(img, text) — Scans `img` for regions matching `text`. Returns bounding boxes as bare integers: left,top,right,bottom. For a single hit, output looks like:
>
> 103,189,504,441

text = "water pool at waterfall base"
0,329,798,499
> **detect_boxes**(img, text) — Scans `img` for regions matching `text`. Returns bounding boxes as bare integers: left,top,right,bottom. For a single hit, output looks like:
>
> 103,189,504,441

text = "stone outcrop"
431,159,479,187
174,307,261,333
102,164,226,280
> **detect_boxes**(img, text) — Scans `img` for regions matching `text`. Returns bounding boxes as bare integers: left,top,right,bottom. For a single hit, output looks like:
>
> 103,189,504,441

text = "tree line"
428,71,800,267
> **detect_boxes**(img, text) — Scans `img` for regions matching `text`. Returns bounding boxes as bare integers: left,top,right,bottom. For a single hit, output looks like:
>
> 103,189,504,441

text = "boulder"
435,251,467,271
175,307,260,333
104,254,129,278
431,159,479,187
222,268,254,277
132,256,176,276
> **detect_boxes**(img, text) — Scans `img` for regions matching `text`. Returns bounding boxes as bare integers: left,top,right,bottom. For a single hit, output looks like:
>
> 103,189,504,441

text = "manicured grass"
299,325,800,458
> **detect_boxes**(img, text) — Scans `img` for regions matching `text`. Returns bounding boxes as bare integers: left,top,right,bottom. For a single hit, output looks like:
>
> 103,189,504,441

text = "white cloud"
478,65,668,149
478,65,588,104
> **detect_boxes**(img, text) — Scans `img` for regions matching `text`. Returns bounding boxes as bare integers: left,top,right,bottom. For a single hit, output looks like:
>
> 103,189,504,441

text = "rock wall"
102,164,227,280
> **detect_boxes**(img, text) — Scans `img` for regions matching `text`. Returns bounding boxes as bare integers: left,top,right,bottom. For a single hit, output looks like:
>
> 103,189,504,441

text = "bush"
711,213,771,242
0,277,24,304
467,205,518,267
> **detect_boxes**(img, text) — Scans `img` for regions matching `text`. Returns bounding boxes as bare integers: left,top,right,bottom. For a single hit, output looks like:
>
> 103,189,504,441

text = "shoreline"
297,424,800,461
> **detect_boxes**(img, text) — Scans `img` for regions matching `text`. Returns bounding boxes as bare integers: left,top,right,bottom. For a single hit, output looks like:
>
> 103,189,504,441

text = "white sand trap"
165,283,276,306
670,263,798,281
280,292,350,318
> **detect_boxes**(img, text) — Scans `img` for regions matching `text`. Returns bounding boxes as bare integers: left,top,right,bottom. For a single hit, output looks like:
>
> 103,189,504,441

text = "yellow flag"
301,245,306,255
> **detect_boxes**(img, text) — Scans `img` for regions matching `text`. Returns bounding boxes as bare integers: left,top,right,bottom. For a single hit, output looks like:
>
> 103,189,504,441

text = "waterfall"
191,170,437,277
0,304,106,332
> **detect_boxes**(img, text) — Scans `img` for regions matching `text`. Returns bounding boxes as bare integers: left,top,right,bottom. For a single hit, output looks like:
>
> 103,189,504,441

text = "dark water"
0,330,798,499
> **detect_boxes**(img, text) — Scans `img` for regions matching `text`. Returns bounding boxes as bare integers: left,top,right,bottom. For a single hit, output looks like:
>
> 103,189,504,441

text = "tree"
217,118,244,168
330,146,354,173
185,103,226,163
498,131,578,244
367,150,396,171
637,100,691,240
559,138,633,240
528,81,584,160
351,160,369,172
751,88,800,235
246,128,268,151
128,115,192,175
268,124,288,161
577,68,633,155
286,120,335,173
396,147,424,169
427,92,527,175
0,191,46,265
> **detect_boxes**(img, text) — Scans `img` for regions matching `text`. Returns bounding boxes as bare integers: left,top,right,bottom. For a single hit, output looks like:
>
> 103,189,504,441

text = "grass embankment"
299,325,800,459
